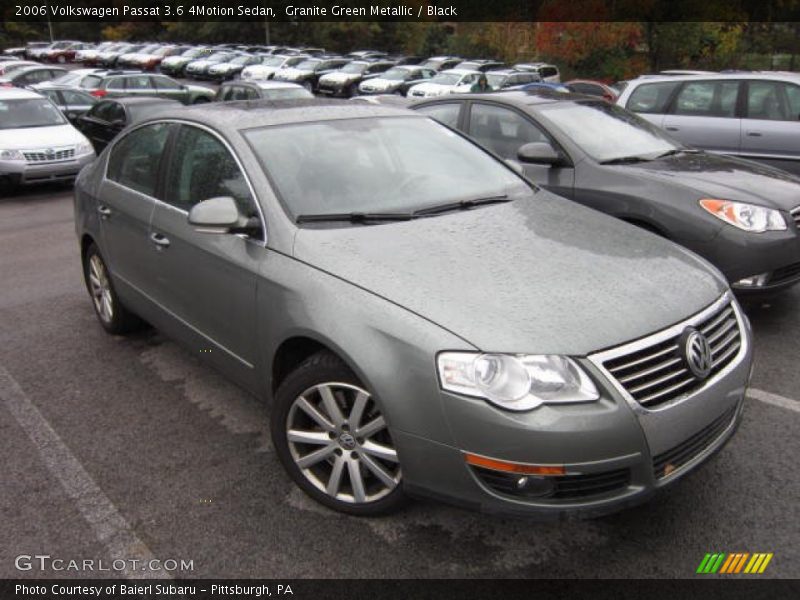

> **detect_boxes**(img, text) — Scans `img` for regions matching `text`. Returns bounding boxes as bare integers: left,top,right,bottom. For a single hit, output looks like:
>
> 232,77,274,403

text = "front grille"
652,407,736,479
472,466,631,500
24,147,75,163
770,261,800,285
791,206,800,228
602,300,742,408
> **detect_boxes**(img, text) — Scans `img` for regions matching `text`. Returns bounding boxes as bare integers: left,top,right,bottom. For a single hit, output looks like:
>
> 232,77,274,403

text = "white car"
0,88,95,187
240,55,308,81
406,69,482,98
512,62,561,83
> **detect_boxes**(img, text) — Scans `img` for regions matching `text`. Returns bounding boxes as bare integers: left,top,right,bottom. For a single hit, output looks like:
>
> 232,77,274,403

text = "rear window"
626,81,681,114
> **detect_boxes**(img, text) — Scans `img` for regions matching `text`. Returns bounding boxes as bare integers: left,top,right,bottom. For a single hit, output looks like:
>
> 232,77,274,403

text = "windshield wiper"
653,148,701,159
295,212,415,224
413,195,510,217
598,155,653,165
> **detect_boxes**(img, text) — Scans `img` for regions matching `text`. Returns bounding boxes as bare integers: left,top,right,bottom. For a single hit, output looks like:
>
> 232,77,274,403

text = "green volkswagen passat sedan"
73,100,752,518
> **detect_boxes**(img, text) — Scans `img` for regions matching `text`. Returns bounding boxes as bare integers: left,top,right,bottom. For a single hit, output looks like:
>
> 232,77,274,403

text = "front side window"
107,123,171,196
153,76,180,91
164,126,256,216
468,103,550,159
414,103,461,128
626,81,680,114
244,116,527,219
673,81,739,117
746,81,798,121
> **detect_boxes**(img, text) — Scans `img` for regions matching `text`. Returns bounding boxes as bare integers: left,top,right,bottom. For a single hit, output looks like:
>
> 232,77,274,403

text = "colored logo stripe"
697,552,773,574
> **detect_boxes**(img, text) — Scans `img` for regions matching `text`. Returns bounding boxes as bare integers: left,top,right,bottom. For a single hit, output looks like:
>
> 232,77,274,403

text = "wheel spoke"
359,452,397,488
360,440,398,463
348,391,369,430
89,274,101,290
102,295,113,320
326,455,345,496
295,396,335,432
287,429,331,445
295,444,335,469
356,415,385,438
318,385,344,427
347,457,366,503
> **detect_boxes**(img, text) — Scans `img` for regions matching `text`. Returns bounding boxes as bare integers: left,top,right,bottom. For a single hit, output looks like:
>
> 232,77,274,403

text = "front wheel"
83,244,143,335
271,351,407,516
192,96,210,105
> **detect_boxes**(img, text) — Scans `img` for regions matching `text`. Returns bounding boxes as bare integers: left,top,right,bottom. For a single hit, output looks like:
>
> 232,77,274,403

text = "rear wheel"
82,244,143,335
271,351,407,516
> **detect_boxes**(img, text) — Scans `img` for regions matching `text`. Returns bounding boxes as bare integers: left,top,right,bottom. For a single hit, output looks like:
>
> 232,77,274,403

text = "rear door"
123,74,158,98
739,79,800,175
148,124,264,388
97,122,173,301
61,89,95,122
661,79,742,153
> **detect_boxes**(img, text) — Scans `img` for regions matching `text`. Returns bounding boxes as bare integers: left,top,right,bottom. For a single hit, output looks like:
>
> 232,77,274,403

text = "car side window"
673,81,739,117
62,90,94,106
42,89,62,105
540,67,558,78
125,75,152,91
88,100,114,121
626,81,680,114
746,81,791,121
415,103,461,128
107,123,171,196
105,78,124,91
467,103,550,160
784,83,800,120
461,74,478,85
244,87,260,100
164,126,257,216
153,76,180,90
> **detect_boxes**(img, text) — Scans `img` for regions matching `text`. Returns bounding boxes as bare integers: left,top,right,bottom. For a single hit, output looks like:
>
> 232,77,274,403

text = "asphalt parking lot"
1,184,799,579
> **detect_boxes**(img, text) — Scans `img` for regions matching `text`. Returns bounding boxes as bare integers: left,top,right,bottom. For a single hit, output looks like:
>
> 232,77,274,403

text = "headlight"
75,141,93,155
699,198,786,233
437,352,599,411
0,149,24,161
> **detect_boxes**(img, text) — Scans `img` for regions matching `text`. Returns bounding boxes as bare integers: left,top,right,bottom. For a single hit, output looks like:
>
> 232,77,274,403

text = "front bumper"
1,153,95,186
393,294,752,519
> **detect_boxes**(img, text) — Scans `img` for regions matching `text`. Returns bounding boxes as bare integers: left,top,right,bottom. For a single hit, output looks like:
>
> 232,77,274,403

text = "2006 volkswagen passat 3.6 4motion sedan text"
73,100,752,518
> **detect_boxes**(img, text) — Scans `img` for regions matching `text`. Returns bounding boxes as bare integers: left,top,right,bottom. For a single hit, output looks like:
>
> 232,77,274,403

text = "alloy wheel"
286,382,401,504
88,254,114,323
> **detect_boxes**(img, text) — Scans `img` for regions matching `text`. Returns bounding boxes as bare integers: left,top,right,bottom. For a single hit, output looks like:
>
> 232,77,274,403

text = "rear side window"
467,103,550,160
626,81,680,114
746,81,800,121
785,84,800,120
415,103,461,128
107,123,171,196
125,75,152,90
673,80,739,117
105,78,124,91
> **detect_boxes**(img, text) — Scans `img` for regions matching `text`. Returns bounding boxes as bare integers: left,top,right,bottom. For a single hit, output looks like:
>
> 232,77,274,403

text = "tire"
346,83,357,98
302,81,313,92
57,55,66,64
192,97,210,105
82,243,143,335
271,351,407,516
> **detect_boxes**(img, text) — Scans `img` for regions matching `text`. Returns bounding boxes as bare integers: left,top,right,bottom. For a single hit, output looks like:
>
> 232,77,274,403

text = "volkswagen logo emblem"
681,327,713,380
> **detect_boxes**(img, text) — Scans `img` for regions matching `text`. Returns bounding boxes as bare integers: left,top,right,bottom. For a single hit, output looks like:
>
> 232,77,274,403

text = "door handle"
97,205,112,219
150,232,170,249
746,131,763,137
665,126,679,132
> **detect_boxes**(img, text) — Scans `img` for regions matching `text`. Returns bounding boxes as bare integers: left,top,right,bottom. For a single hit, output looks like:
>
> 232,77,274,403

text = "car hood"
361,77,400,89
621,152,800,211
320,72,361,84
410,82,454,94
0,124,87,150
187,60,212,69
293,192,727,354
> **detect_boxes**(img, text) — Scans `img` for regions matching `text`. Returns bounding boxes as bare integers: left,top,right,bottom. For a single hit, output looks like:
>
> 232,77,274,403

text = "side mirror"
517,142,563,166
188,196,252,234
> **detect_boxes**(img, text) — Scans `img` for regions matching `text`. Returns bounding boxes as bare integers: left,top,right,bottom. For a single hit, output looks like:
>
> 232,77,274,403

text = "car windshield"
295,59,321,70
244,116,526,219
48,71,82,86
183,48,205,57
262,56,286,66
537,101,680,162
230,55,253,65
430,73,461,85
261,87,315,100
342,62,368,74
420,59,445,69
381,68,410,80
485,73,508,87
208,53,232,61
0,98,65,129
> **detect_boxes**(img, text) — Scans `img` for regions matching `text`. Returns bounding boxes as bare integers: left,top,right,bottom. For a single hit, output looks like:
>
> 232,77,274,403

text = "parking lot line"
0,364,166,579
747,388,800,414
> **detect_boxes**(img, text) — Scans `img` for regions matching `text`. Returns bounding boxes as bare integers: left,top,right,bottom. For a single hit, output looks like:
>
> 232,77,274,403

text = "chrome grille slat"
791,206,800,228
600,299,742,408
701,307,733,335
618,356,682,384
23,147,75,163
607,344,678,374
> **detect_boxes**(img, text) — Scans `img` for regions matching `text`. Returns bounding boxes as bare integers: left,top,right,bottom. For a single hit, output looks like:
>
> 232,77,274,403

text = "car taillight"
91,89,107,98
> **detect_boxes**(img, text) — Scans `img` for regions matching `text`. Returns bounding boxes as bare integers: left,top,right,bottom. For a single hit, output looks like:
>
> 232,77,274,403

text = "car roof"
627,72,800,86
415,89,597,107
439,68,482,76
0,87,42,100
226,81,303,90
103,96,181,107
138,98,419,130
